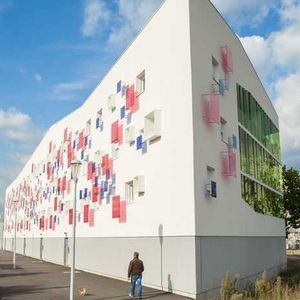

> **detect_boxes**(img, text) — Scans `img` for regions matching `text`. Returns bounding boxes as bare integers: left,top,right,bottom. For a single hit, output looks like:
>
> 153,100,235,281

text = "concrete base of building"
3,235,286,299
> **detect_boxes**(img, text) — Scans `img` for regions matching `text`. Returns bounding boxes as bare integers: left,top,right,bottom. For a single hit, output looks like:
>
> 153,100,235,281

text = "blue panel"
100,122,104,132
232,134,237,149
120,106,126,119
89,139,92,149
84,188,88,198
104,180,108,192
79,190,83,199
85,136,88,146
211,181,217,198
81,150,84,160
95,176,98,187
136,135,143,150
117,80,121,93
73,140,76,149
219,79,225,96
96,117,100,129
142,141,147,154
100,189,104,199
225,74,230,91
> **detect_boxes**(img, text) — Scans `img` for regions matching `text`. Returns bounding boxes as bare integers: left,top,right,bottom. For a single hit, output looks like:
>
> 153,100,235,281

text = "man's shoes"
129,293,133,298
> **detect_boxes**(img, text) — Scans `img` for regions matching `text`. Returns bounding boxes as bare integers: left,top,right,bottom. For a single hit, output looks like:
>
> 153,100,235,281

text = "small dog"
77,287,87,296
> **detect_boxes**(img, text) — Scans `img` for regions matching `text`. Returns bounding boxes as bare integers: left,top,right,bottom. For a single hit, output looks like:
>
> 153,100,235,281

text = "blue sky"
0,0,300,213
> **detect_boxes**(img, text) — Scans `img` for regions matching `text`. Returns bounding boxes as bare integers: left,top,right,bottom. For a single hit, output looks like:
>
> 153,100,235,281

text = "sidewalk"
0,250,187,300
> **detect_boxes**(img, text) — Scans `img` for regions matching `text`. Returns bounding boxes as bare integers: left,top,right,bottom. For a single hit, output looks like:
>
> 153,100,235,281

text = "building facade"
3,0,286,298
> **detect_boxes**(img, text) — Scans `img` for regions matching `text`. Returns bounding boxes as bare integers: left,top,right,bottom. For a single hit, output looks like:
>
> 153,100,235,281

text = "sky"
0,0,299,214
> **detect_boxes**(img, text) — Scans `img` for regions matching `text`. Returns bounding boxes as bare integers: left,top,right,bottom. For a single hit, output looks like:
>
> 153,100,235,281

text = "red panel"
111,121,119,143
57,178,61,193
92,186,99,203
84,204,89,223
202,95,210,125
54,197,58,211
119,201,127,223
79,132,84,149
87,162,93,180
112,196,120,218
49,215,53,229
102,154,109,176
69,209,73,225
89,209,94,227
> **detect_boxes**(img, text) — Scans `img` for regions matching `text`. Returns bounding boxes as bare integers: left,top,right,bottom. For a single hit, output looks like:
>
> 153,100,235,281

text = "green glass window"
236,84,281,160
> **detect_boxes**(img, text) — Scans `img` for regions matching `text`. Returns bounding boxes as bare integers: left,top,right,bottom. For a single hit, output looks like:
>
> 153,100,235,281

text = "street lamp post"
13,199,18,270
69,160,82,300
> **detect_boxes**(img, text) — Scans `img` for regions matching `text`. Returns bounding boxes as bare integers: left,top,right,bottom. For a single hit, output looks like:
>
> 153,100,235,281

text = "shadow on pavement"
0,272,50,278
0,285,69,297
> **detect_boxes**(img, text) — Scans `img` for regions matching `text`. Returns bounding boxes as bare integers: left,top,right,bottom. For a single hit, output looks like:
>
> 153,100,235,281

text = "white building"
3,0,286,298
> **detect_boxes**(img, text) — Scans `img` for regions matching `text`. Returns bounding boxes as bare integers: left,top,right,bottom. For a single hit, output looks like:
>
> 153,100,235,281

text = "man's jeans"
130,275,142,298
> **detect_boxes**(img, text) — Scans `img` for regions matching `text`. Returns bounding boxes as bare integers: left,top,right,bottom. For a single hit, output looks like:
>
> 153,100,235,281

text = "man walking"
128,252,144,299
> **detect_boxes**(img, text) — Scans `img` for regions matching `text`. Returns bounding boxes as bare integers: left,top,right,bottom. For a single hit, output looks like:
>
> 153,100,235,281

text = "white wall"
189,0,285,237
4,0,195,239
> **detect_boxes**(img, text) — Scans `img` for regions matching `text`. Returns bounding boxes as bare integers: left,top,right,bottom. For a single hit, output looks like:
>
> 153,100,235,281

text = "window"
136,70,145,95
86,119,91,136
126,181,134,203
144,110,161,141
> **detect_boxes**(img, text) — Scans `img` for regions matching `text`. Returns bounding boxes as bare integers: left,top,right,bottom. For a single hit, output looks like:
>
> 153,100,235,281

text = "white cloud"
275,72,300,168
211,0,278,28
0,107,43,142
34,72,42,81
239,35,273,81
52,80,90,100
81,0,110,37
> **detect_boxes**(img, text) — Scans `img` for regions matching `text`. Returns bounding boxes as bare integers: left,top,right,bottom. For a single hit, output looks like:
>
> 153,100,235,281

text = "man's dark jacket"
128,258,144,277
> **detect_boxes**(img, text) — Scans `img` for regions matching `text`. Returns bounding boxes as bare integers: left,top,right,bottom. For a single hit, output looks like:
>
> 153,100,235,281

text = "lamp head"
70,160,82,181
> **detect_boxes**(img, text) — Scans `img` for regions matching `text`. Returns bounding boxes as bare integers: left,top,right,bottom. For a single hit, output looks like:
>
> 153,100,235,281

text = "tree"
283,166,300,236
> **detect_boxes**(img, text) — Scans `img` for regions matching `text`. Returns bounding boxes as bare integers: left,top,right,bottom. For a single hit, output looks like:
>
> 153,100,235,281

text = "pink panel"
221,45,233,73
220,152,229,176
119,201,127,223
111,121,119,143
126,85,135,110
84,204,89,223
89,209,94,227
112,196,120,218
49,141,52,154
210,92,220,124
229,149,237,177
67,180,71,194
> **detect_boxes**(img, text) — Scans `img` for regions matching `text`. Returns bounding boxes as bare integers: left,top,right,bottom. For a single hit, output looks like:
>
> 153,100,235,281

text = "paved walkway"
0,251,188,300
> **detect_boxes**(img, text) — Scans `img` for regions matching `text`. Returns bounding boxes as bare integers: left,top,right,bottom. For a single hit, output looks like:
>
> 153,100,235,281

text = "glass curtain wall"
237,84,283,218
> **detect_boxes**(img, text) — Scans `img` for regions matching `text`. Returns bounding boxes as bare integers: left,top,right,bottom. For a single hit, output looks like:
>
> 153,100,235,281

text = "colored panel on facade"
89,209,94,227
210,92,220,124
118,124,123,145
120,106,126,119
87,162,93,180
84,204,89,223
136,135,143,150
117,80,121,93
111,121,119,143
112,196,120,218
92,186,99,203
221,45,233,73
69,209,73,225
229,149,237,177
220,152,229,176
119,201,127,223
54,197,58,211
